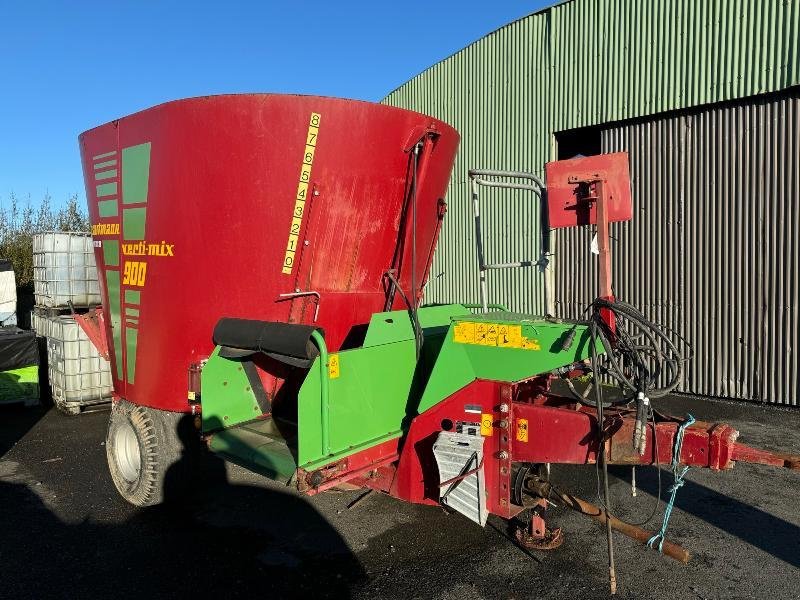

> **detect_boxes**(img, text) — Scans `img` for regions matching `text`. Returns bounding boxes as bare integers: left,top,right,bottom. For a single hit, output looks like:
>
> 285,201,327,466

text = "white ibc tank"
30,310,51,338
45,315,112,411
0,260,17,326
33,232,100,308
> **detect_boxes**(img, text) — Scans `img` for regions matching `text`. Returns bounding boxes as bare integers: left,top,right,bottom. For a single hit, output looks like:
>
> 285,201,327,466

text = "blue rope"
647,413,696,553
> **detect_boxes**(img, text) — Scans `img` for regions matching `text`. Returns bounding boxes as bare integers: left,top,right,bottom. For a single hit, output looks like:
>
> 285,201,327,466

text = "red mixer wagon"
78,94,798,593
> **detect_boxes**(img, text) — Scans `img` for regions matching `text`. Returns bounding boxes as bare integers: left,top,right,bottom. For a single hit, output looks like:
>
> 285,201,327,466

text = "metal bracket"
277,290,321,322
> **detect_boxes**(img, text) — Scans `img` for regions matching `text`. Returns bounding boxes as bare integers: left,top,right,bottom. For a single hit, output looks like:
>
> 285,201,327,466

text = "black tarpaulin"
0,327,39,372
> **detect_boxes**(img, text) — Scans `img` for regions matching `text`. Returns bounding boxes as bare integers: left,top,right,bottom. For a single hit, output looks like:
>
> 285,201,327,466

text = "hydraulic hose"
569,297,691,406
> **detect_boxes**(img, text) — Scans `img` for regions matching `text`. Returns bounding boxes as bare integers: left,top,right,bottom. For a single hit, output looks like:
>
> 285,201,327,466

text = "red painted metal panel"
79,95,459,413
391,382,799,517
511,400,733,470
391,380,522,517
545,152,632,228
298,436,401,496
511,403,600,465
73,308,109,361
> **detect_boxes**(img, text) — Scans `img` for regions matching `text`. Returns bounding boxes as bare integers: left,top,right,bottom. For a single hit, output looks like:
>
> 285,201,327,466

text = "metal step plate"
433,431,487,526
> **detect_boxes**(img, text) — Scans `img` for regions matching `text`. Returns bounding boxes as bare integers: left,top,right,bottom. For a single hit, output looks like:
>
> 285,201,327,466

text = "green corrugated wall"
383,0,800,313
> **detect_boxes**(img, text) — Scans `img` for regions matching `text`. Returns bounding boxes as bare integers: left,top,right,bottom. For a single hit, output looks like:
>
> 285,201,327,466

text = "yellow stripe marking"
282,112,321,276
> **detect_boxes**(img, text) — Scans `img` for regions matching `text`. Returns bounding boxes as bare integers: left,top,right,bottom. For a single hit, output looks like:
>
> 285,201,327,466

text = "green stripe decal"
93,151,116,160
122,207,146,240
95,169,118,181
125,326,138,384
96,182,118,197
94,159,117,170
98,199,118,218
105,270,123,380
102,240,119,267
109,140,153,388
122,142,151,204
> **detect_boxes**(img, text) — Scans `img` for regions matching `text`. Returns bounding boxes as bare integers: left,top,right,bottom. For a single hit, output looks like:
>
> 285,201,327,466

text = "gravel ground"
1,395,798,600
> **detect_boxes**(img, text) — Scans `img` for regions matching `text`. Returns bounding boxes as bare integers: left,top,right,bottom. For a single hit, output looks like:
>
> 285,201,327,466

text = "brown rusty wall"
554,88,800,405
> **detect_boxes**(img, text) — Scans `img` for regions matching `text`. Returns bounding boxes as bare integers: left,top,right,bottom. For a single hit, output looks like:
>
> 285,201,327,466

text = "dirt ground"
1,395,799,600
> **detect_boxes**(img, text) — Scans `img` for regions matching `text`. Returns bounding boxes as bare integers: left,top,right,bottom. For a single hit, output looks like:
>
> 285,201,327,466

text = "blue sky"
0,2,547,209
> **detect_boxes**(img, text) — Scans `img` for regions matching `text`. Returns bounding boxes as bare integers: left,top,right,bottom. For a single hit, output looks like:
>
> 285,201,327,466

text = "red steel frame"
293,152,799,518
296,378,799,512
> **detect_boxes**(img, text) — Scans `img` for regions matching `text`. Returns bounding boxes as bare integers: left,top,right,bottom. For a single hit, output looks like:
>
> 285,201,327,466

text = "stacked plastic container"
33,233,101,307
32,232,111,415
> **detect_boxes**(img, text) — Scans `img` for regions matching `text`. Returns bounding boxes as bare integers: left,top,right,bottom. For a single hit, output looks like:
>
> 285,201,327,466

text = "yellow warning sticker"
499,324,523,348
453,321,540,351
480,413,494,436
485,323,498,346
328,354,340,379
453,321,475,344
516,418,529,443
521,337,542,351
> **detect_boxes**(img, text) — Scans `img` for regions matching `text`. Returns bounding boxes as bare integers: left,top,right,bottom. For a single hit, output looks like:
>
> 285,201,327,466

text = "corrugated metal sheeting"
384,0,799,309
389,16,553,313
547,0,800,131
383,0,800,404
556,89,800,404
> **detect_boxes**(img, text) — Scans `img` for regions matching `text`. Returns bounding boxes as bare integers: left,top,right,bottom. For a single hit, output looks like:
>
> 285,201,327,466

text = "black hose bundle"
583,297,692,588
572,297,691,406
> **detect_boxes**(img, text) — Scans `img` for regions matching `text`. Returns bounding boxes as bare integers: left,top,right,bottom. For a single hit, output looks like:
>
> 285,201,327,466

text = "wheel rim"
114,420,142,483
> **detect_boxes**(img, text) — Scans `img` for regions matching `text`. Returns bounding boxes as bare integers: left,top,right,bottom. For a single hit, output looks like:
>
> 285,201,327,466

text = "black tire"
106,400,185,507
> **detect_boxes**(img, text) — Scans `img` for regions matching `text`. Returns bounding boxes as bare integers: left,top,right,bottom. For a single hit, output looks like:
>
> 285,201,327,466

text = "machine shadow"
0,415,366,600
0,404,47,458
608,465,800,568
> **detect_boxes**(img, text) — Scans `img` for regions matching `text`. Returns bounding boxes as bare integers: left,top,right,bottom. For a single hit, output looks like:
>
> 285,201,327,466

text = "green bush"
0,192,90,286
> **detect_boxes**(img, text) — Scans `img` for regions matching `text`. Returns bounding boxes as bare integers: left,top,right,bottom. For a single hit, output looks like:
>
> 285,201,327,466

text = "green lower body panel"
0,364,40,405
203,305,599,478
201,346,264,432
208,418,297,483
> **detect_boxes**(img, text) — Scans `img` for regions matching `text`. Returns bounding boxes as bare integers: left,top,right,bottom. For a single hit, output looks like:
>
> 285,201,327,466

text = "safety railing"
468,169,551,314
